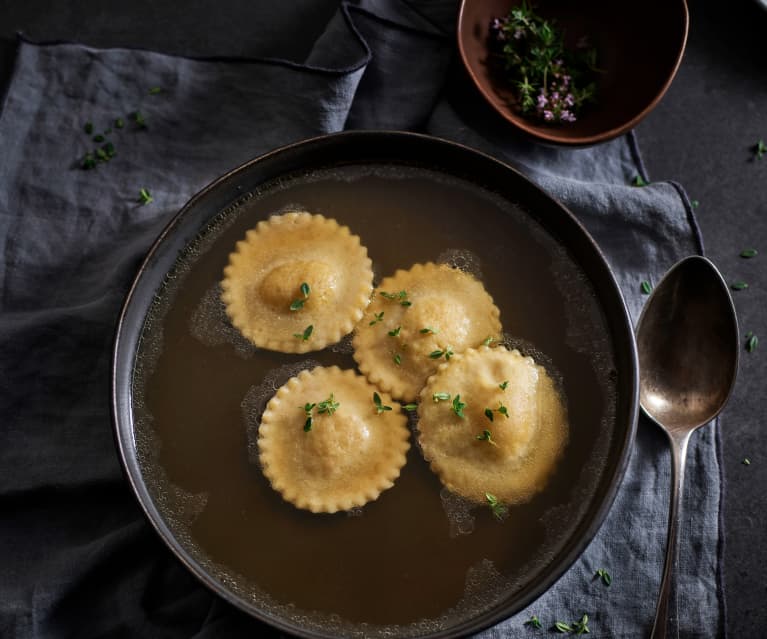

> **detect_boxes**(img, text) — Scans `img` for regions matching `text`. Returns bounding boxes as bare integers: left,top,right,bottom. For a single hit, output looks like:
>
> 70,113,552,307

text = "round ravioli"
221,212,374,353
417,347,568,505
352,262,502,402
258,366,411,513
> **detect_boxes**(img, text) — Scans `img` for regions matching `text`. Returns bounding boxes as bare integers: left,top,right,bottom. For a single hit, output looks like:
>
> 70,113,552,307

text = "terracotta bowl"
458,0,689,146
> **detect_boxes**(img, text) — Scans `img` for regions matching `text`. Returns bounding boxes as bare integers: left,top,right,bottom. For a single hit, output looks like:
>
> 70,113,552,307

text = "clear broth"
133,164,616,636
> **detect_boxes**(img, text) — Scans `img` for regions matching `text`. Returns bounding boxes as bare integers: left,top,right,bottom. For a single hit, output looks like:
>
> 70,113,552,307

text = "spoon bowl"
638,256,739,431
636,255,738,638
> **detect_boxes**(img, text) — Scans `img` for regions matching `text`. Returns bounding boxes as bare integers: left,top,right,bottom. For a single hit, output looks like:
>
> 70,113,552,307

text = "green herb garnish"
497,403,509,418
741,248,758,258
403,403,418,411
293,324,313,341
429,346,454,361
301,402,316,432
482,336,495,347
420,327,438,334
572,614,590,635
487,2,598,124
373,392,392,414
476,429,498,446
499,380,509,390
133,111,146,128
691,199,700,208
138,188,153,205
641,280,652,295
289,282,311,311
452,394,466,418
746,332,758,353
148,86,163,95
80,153,97,170
524,615,542,629
317,393,339,416
432,392,451,402
553,621,573,633
755,139,767,159
388,326,402,337
743,457,751,465
393,353,402,366
632,174,649,187
731,281,749,291
369,311,385,326
595,568,612,586
485,492,508,520
484,408,495,422
380,290,411,306
84,122,94,135
93,134,105,143
115,118,124,129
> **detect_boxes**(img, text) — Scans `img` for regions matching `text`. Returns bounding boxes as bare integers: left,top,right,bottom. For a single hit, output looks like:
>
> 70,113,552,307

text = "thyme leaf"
595,568,612,586
452,394,466,418
317,393,339,416
369,311,385,326
641,280,652,295
485,492,508,520
138,188,153,205
476,429,498,446
293,324,313,341
289,282,310,311
373,392,392,414
523,615,542,629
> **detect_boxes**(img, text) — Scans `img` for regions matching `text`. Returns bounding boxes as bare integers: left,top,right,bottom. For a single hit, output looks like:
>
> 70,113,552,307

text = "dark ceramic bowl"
458,0,689,146
112,131,638,638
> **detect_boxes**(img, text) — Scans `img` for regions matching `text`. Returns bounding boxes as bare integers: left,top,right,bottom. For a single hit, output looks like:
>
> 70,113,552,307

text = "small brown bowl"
457,0,689,146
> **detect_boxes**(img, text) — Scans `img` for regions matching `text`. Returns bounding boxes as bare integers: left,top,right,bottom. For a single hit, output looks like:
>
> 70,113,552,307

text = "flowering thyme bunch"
488,1,598,124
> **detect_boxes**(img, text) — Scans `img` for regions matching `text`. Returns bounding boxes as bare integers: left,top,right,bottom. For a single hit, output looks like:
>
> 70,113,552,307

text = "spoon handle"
650,429,692,639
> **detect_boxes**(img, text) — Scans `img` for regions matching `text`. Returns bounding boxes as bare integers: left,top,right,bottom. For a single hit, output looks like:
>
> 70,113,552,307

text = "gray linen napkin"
0,1,723,637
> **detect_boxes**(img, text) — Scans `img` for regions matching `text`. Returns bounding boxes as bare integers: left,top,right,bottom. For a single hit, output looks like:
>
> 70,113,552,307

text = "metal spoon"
636,255,738,639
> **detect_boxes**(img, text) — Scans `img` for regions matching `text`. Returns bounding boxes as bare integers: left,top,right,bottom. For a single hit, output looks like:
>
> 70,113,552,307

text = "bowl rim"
111,130,639,638
456,0,690,146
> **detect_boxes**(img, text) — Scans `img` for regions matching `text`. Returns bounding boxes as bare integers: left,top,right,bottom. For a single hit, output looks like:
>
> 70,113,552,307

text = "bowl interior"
458,0,689,145
113,132,638,638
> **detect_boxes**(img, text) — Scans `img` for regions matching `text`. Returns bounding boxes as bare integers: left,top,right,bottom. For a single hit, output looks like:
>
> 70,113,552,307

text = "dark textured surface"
0,0,764,637
636,2,767,637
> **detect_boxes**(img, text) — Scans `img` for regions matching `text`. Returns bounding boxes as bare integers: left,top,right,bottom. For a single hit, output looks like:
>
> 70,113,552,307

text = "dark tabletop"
1,0,764,637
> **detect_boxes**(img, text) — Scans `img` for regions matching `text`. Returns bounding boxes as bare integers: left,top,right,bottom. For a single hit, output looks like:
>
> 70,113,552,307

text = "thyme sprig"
293,324,313,341
369,311,385,326
452,394,466,418
429,346,454,361
524,615,542,629
485,492,508,520
289,282,310,311
595,568,612,586
380,290,412,306
317,393,339,416
300,394,339,431
373,392,392,414
487,1,598,124
476,429,499,447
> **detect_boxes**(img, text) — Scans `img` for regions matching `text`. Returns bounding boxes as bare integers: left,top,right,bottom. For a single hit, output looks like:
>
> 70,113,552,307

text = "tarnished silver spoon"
636,256,738,639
